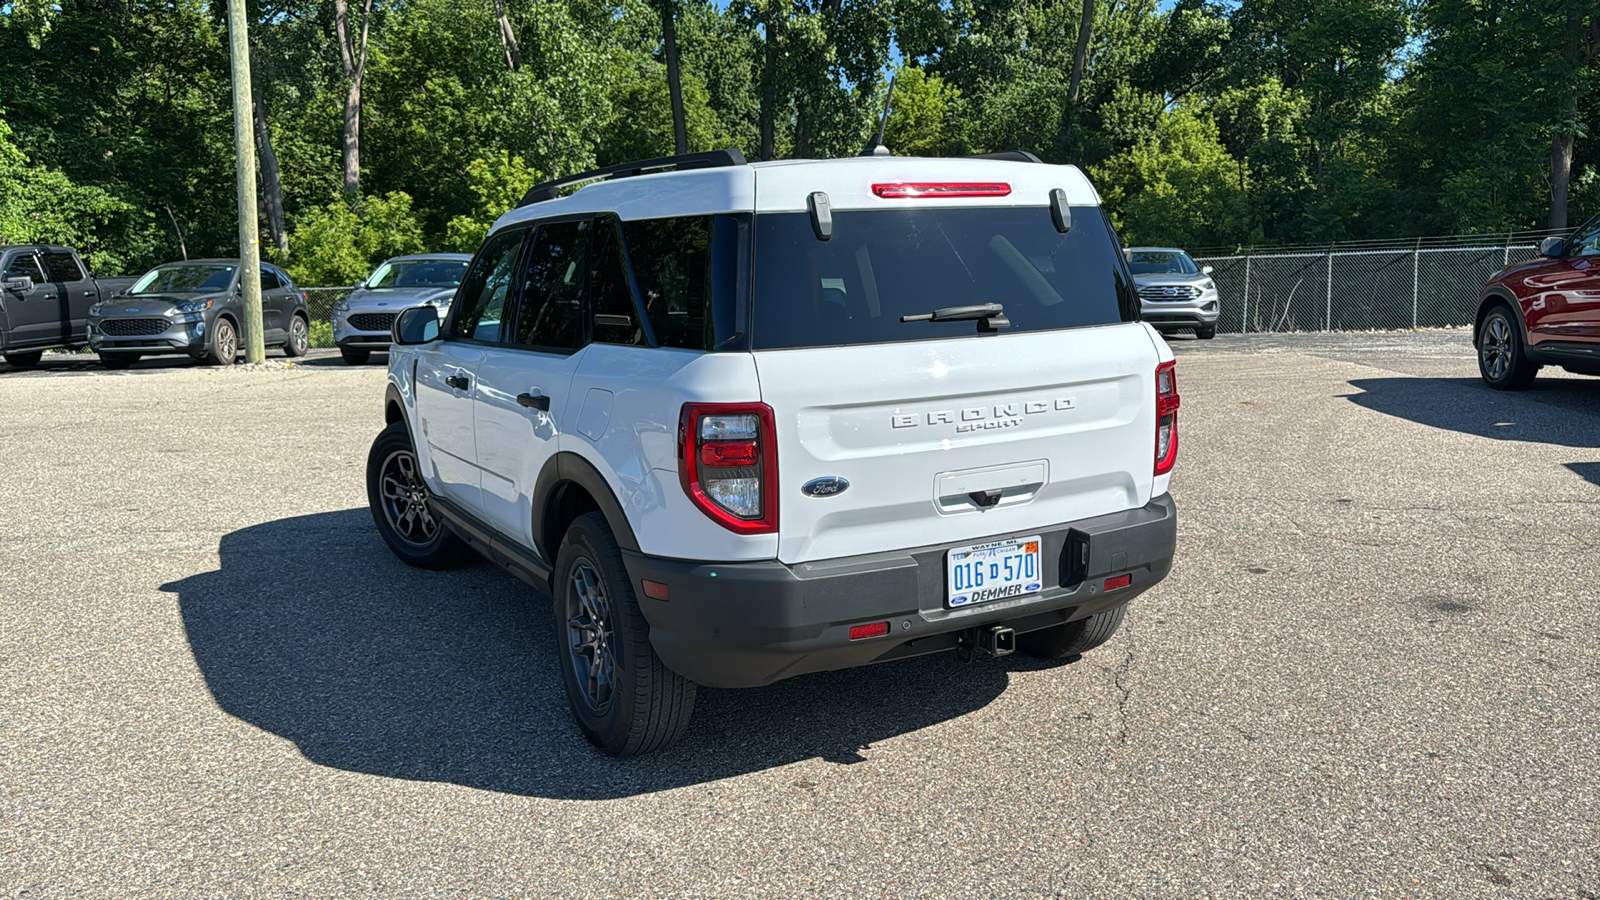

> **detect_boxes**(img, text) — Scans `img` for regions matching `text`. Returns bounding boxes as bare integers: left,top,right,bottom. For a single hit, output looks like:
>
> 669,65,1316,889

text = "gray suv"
87,259,310,368
330,254,470,364
1126,247,1219,339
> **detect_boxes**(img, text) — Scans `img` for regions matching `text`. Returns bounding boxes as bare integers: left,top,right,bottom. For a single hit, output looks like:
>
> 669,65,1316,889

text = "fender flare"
384,382,408,426
531,451,640,561
1474,288,1528,347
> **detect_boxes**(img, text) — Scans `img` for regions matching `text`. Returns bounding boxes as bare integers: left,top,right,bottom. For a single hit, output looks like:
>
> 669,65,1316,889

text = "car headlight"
176,299,214,314
333,296,351,312
88,302,102,317
1200,279,1216,292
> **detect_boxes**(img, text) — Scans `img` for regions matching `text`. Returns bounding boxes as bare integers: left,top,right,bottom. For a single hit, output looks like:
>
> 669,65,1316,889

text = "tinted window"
623,215,719,350
5,252,45,282
454,228,527,343
369,259,469,288
1126,250,1199,275
41,252,85,282
750,206,1135,350
512,221,585,351
589,218,646,347
260,268,282,291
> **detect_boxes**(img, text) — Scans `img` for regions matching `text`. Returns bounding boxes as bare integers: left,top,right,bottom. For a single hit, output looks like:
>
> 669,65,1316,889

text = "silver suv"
1127,247,1219,339
331,254,471,364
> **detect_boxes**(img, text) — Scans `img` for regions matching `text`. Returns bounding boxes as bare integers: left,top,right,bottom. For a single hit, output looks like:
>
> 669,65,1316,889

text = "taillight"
871,182,1012,199
679,403,778,534
1154,360,1180,475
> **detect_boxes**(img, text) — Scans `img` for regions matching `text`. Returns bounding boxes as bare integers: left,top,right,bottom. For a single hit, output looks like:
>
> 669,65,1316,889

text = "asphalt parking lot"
3,331,1598,897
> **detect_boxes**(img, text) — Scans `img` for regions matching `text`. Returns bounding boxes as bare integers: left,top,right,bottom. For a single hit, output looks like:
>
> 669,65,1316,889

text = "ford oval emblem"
801,476,850,498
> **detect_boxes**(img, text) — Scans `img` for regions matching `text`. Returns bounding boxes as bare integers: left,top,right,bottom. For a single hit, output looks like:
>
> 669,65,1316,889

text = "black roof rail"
966,150,1044,164
517,148,749,207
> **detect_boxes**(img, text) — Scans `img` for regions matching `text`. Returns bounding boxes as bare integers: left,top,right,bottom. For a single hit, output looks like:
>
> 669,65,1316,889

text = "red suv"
1475,216,1600,390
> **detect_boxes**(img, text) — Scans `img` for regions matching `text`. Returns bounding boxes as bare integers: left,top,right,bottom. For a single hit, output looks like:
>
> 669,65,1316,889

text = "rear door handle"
516,392,550,411
444,374,471,391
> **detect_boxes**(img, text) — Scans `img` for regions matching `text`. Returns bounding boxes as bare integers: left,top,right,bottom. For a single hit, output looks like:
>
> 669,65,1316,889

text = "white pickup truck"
367,149,1180,755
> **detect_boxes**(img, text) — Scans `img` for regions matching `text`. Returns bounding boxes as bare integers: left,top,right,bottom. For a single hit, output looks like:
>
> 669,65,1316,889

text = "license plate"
946,536,1042,608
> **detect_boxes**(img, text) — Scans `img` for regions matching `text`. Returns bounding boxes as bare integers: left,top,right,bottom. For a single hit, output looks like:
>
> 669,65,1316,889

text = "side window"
589,218,646,346
5,252,46,283
454,227,529,343
512,220,585,352
622,215,714,350
41,252,85,282
1573,225,1600,257
260,268,283,291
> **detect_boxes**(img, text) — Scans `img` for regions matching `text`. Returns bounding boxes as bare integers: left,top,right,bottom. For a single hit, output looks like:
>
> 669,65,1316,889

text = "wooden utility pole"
227,0,265,363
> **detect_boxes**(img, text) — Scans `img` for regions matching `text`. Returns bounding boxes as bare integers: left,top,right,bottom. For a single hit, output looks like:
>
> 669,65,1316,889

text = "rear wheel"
283,314,310,358
1195,324,1216,340
206,318,238,366
99,353,139,370
3,351,43,368
554,512,696,757
1017,605,1127,660
1478,306,1538,390
365,421,474,568
340,347,371,366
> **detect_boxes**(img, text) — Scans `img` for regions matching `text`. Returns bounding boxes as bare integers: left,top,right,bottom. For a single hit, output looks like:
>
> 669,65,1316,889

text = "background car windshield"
368,259,469,288
1126,251,1199,275
750,206,1136,349
130,264,236,294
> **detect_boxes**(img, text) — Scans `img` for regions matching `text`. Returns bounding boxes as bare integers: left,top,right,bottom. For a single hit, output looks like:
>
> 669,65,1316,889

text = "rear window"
750,206,1136,350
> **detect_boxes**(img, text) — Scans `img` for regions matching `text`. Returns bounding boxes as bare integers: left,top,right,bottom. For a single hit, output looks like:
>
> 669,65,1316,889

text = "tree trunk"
253,94,288,253
1058,0,1095,158
660,0,687,155
760,8,778,161
333,0,373,198
1549,3,1597,230
494,0,522,72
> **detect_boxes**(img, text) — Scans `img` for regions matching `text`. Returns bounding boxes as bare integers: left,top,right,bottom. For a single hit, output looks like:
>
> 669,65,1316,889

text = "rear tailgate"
756,324,1160,564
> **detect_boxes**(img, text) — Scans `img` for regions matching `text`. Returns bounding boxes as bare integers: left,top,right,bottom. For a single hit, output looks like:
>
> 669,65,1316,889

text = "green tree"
286,191,424,285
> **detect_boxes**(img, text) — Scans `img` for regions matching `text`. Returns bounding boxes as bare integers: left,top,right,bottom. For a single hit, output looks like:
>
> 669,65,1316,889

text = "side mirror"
1202,265,1214,275
354,280,367,291
392,305,441,345
3,276,32,292
1540,236,1566,258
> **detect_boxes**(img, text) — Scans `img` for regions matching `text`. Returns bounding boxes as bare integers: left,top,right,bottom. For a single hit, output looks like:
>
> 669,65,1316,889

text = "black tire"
206,317,238,366
3,351,43,368
99,353,139,370
283,314,310,358
1017,605,1127,660
1478,305,1538,390
365,421,474,569
340,347,371,366
1196,324,1217,340
554,512,696,757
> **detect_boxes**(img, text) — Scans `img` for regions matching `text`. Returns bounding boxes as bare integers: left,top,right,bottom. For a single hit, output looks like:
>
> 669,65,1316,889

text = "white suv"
367,149,1180,756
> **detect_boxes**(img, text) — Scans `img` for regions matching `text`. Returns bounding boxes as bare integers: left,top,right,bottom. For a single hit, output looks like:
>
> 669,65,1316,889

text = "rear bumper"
624,494,1177,688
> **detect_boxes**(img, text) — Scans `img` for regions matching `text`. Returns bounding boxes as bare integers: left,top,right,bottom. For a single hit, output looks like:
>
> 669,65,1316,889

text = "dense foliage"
1,0,1596,279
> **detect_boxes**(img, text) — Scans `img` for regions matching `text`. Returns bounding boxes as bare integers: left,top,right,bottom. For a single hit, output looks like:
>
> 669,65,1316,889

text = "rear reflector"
848,621,891,641
700,440,758,467
1104,574,1132,591
871,182,1012,199
641,580,670,601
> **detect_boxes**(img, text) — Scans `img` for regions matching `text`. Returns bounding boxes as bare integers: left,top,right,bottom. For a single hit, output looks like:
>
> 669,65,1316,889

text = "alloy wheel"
565,559,616,715
378,448,440,546
291,318,308,354
1480,315,1511,381
217,321,237,363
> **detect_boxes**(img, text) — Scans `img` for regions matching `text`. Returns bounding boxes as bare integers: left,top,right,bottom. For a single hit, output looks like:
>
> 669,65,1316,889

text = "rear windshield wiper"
900,302,1011,332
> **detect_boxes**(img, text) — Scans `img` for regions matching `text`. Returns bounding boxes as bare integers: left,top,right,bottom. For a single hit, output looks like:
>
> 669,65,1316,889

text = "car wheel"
99,353,139,370
283,314,310,358
1196,324,1216,340
554,511,696,757
1478,306,1538,390
206,318,238,366
3,351,43,368
365,421,474,569
340,347,371,366
1017,605,1127,660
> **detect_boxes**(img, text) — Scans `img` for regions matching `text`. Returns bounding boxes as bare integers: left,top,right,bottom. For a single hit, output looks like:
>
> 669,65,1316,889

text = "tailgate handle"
969,489,1003,508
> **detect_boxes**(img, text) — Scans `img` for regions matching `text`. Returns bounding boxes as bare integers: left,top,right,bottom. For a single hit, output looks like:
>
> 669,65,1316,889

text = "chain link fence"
299,287,356,348
1193,233,1556,334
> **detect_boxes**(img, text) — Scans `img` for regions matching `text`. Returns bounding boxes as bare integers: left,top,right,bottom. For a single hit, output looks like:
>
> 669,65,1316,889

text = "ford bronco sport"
367,149,1180,756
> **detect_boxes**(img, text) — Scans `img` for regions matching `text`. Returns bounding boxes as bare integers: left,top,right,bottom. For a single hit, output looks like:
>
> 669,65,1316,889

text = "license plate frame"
946,536,1043,609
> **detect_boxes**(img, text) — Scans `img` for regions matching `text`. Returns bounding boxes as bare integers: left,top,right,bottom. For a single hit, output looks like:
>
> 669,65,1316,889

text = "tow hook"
958,625,1016,661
